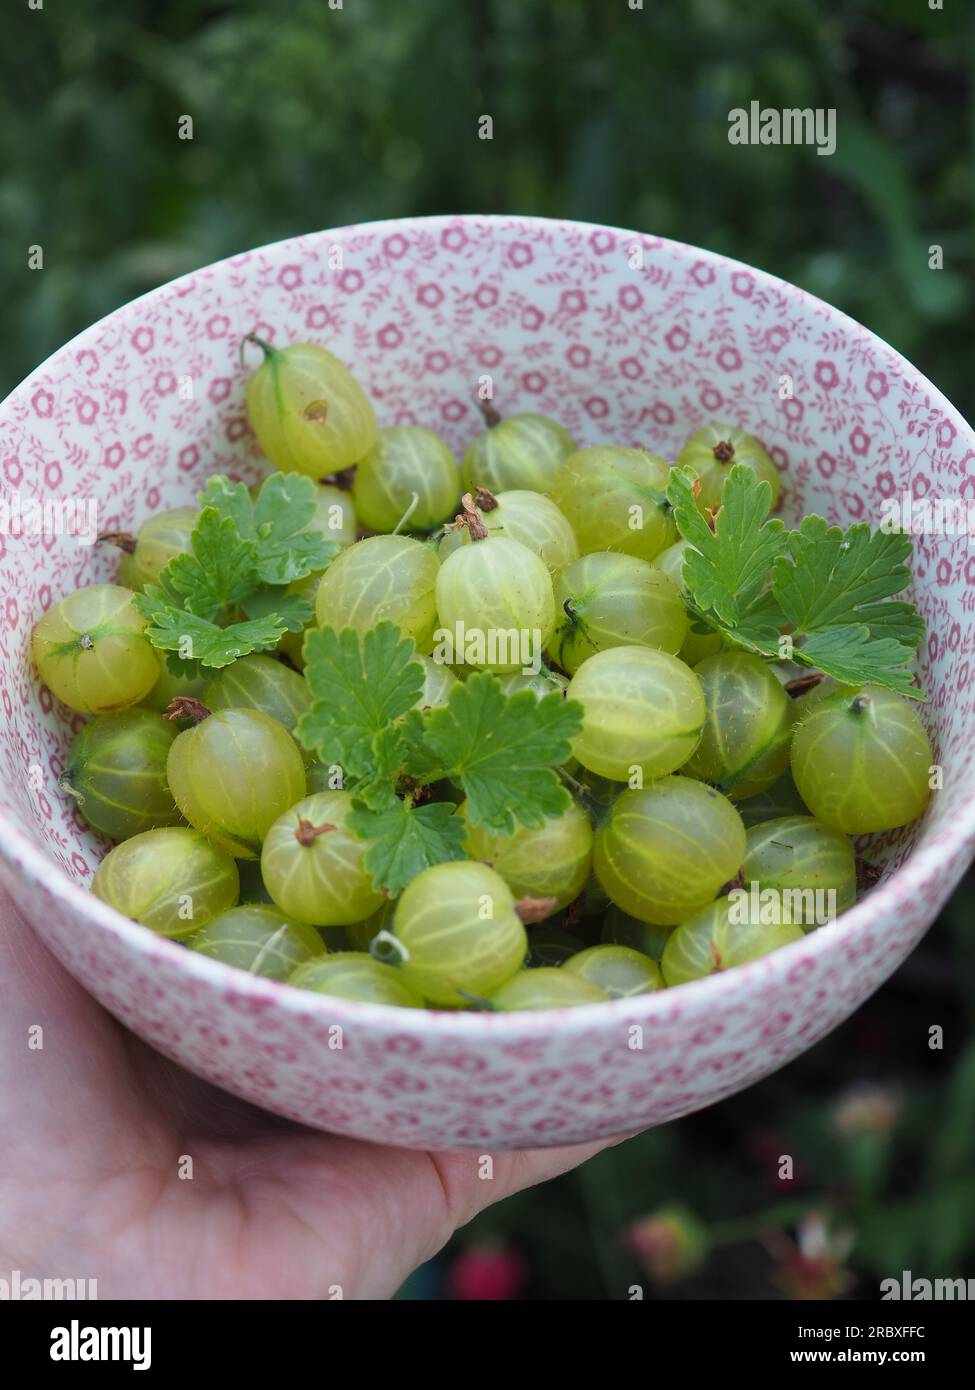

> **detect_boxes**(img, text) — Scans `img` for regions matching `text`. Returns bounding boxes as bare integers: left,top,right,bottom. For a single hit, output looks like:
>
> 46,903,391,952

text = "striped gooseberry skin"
461,412,575,495
440,490,579,576
31,583,161,714
496,668,568,699
308,482,358,547
277,570,322,670
123,507,197,589
414,654,459,710
563,944,664,998
661,896,803,987
742,815,857,927
676,423,781,517
91,827,239,938
488,967,607,1010
290,952,425,1007
791,684,933,833
549,446,677,562
682,651,794,800
392,860,528,1006
189,904,324,982
567,646,705,782
261,791,384,926
344,898,396,952
458,796,593,909
435,535,556,672
273,485,357,667
315,534,440,651
244,341,377,479
551,551,688,674
593,776,747,925
167,710,307,859
352,425,460,532
61,709,180,842
651,538,724,666
203,654,311,741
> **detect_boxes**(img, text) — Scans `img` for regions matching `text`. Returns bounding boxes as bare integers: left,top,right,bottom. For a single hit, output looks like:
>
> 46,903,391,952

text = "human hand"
0,888,613,1300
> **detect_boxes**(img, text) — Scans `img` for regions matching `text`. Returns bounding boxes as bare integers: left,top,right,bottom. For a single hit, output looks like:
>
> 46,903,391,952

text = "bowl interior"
1,215,972,912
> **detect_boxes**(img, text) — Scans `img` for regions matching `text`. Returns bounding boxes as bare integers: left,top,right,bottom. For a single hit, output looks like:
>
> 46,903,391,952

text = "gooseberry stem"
392,492,420,536
239,331,276,368
457,492,488,541
294,818,337,847
558,766,588,799
784,671,825,698
96,531,137,554
474,485,499,512
370,929,408,967
164,697,211,725
476,397,502,428
58,772,83,803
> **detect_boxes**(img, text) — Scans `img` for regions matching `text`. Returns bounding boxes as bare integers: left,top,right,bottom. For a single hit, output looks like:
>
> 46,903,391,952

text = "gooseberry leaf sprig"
666,463,925,698
133,471,338,674
419,675,583,834
298,620,584,895
297,623,424,792
199,473,339,585
666,465,788,651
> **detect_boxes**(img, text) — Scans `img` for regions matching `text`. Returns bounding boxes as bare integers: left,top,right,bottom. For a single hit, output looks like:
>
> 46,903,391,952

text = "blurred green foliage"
1,0,971,411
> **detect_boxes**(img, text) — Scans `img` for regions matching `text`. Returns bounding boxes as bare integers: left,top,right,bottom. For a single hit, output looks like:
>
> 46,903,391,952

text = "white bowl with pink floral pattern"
1,215,973,1151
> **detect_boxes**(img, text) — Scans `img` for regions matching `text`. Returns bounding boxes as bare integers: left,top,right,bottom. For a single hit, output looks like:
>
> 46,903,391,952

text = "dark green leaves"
347,799,467,896
669,463,925,696
133,471,338,671
297,622,424,777
422,674,583,833
132,600,284,669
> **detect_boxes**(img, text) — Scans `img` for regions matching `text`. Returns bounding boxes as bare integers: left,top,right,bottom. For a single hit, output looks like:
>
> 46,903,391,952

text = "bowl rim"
2,211,974,1038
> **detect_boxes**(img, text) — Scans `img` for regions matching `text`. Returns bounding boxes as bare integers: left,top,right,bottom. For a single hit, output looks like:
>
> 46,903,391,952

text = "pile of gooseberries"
31,334,934,1012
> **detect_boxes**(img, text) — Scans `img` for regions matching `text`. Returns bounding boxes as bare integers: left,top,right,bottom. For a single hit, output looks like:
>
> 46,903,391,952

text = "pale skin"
0,889,617,1300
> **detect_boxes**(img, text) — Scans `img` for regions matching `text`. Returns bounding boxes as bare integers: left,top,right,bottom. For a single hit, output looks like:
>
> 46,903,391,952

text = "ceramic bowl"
1,215,973,1150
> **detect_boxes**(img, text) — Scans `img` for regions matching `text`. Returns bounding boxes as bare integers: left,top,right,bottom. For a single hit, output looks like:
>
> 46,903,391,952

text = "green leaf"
668,464,925,693
162,651,202,681
668,464,788,644
774,517,924,696
774,518,923,646
347,798,467,896
198,476,253,535
258,532,338,586
297,622,425,775
399,708,446,782
160,507,260,622
202,472,338,584
352,725,410,809
420,674,583,834
794,628,920,696
241,585,313,633
132,590,285,668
